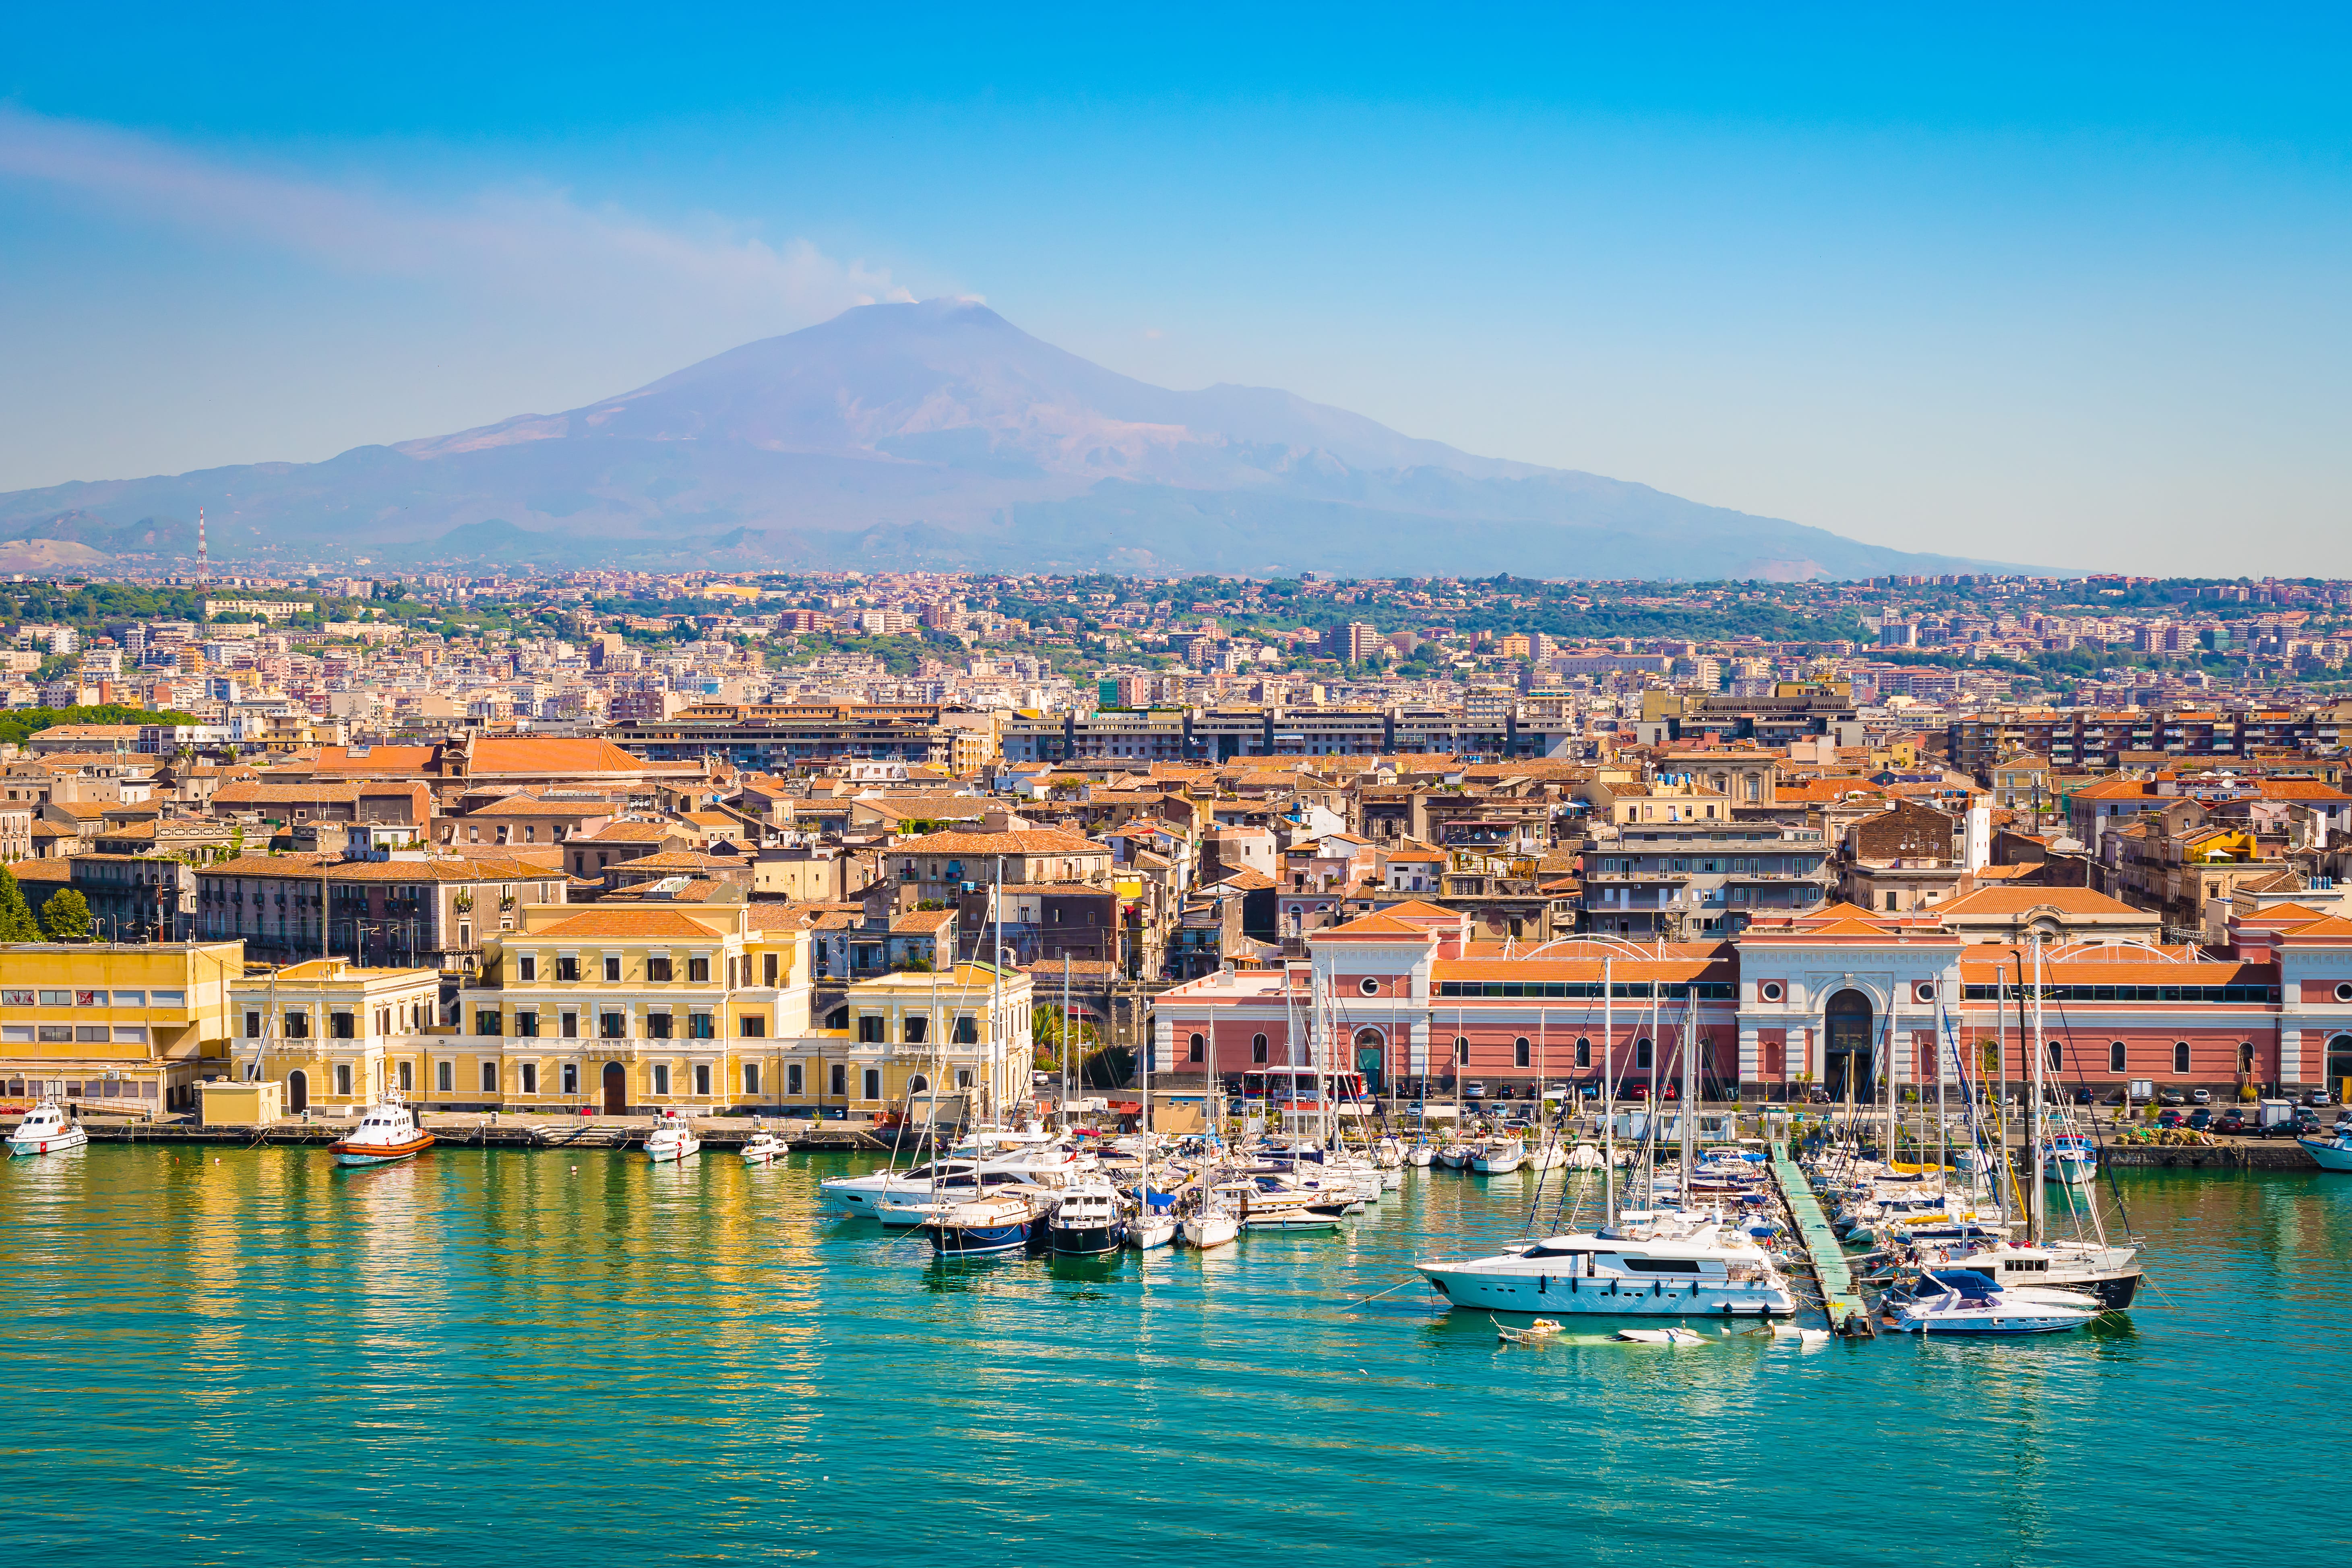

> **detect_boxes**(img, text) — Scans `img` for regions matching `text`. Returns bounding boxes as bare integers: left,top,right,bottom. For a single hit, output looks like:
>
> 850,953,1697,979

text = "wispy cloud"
0,106,912,326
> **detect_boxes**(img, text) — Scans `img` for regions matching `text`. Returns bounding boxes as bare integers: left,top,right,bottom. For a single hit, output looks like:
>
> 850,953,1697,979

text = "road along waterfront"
2,1147,2341,1566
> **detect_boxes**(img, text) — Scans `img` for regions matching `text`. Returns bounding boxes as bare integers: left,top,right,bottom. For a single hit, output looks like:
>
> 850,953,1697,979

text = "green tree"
40,886,92,942
0,865,39,942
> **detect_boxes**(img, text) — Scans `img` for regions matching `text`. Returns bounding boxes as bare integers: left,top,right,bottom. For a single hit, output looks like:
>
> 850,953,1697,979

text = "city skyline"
4,6,2351,574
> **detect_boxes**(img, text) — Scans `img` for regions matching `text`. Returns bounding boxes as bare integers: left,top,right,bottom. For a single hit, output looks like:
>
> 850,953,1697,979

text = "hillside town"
5,565,2352,1123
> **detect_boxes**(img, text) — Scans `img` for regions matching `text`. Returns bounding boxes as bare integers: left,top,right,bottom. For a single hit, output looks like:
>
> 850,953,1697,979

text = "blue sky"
3,4,2348,572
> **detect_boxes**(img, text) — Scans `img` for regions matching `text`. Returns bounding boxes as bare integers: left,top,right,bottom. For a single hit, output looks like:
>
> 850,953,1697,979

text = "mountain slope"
0,299,2037,578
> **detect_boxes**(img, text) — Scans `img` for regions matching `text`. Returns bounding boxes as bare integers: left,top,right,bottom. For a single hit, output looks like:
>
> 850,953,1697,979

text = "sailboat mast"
1602,957,1615,1225
2030,937,2048,1246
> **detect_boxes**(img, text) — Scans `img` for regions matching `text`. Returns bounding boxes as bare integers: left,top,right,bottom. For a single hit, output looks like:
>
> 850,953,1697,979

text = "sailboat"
1127,1012,1176,1250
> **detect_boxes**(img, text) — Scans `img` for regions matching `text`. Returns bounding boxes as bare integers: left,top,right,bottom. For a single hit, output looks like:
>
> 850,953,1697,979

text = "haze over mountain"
0,299,2033,579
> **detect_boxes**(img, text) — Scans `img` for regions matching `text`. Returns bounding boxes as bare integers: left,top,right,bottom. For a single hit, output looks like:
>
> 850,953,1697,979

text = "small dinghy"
1496,1316,1567,1345
1614,1326,1709,1346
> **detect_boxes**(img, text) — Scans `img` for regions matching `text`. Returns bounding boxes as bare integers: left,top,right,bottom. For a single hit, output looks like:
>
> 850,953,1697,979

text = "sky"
2,3,2348,574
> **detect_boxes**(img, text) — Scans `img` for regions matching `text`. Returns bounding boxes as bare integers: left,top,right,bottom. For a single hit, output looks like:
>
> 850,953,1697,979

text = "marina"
0,1138,2342,1566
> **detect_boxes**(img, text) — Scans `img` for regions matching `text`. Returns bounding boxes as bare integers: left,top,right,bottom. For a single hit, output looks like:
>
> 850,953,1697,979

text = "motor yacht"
1417,1222,1799,1317
740,1129,787,1165
1048,1179,1127,1256
1911,1238,2143,1309
326,1099,433,1168
1883,1270,2101,1335
2043,1134,2098,1187
643,1111,702,1164
917,1191,1042,1256
821,1142,1081,1222
6,1099,88,1158
2300,1134,2352,1172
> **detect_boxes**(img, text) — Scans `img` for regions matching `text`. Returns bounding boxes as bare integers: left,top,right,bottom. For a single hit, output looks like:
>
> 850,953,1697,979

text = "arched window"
1455,1036,1469,1063
1636,1037,1653,1069
2239,1042,2255,1075
2047,1040,2063,1072
2173,1041,2190,1075
1251,1032,1268,1064
1513,1037,1530,1068
2109,1041,2127,1074
1575,1036,1591,1069
909,1073,930,1094
1187,1032,1205,1063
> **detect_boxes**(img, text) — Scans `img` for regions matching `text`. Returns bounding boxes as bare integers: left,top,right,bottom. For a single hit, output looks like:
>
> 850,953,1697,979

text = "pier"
1769,1140,1875,1337
46,1113,903,1153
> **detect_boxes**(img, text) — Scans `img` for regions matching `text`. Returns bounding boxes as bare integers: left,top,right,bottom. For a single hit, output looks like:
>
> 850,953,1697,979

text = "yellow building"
0,941,241,1112
226,958,442,1114
449,899,815,1114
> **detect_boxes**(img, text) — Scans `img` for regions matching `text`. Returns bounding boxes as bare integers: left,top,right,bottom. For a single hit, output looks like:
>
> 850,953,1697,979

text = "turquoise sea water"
1,1146,2342,1567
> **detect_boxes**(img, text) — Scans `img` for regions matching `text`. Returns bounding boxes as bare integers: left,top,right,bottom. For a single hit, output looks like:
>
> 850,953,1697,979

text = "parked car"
2156,1109,2186,1129
2190,1088,2213,1105
1463,1081,1487,1100
2187,1108,2214,1132
2265,1110,2323,1138
2335,1112,2352,1136
2073,1088,2096,1106
2304,1089,2335,1107
2157,1088,2187,1107
2210,1109,2254,1135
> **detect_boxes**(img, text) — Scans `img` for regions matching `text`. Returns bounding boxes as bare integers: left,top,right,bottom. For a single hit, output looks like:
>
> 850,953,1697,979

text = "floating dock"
1769,1140,1874,1337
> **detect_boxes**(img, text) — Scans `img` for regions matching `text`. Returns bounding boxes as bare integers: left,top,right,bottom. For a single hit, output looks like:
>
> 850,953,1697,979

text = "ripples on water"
0,1148,2341,1567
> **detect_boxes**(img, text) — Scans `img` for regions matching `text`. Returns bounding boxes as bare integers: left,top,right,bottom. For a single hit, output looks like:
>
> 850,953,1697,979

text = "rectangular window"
114,990,144,1006
112,1026,146,1043
436,1061,453,1093
652,1063,671,1096
75,990,106,1007
743,1062,761,1095
694,1063,711,1097
516,1010,539,1038
37,1025,72,1043
562,1062,578,1095
599,1011,626,1039
830,1063,847,1097
787,1063,804,1096
75,1025,107,1043
332,1013,355,1039
862,1067,881,1100
480,1061,498,1093
335,1064,353,1097
476,1009,502,1037
38,990,70,1005
518,954,537,982
688,956,710,983
858,1015,886,1043
560,1010,579,1040
399,1061,413,1092
0,990,31,1007
603,955,622,983
521,1062,538,1094
739,1015,766,1038
646,956,673,982
686,1013,715,1040
646,1011,673,1039
285,1011,310,1039
953,1016,979,1044
904,1015,929,1044
556,955,579,982
764,952,779,987
245,1010,263,1039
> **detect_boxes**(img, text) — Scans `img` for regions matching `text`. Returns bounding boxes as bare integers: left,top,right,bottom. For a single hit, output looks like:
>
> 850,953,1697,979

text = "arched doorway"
1823,989,1874,1103
1353,1028,1385,1093
286,1069,308,1114
2329,1035,2352,1101
601,1061,627,1115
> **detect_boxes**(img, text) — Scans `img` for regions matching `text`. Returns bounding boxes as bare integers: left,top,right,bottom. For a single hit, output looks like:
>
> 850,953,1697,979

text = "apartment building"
0,942,241,1112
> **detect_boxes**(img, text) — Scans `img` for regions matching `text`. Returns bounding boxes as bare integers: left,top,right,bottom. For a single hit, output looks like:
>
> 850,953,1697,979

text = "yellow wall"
0,940,240,1107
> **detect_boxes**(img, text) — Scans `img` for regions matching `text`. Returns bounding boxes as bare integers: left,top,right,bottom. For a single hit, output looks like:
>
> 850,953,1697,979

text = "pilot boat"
6,1099,89,1158
740,1129,787,1164
327,1099,434,1168
643,1110,702,1164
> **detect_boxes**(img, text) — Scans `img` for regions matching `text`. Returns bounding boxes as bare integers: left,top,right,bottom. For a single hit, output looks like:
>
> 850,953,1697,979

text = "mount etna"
0,299,2029,579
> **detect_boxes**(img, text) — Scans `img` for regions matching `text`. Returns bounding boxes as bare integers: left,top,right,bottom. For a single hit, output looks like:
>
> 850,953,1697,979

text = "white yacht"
1418,1222,1799,1317
1884,1271,2101,1335
643,1111,702,1164
1913,1238,2143,1310
327,1099,434,1168
1470,1138,1525,1175
6,1100,88,1158
822,1140,1080,1222
740,1129,787,1164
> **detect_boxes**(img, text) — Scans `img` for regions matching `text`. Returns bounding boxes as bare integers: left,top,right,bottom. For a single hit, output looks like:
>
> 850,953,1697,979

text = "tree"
0,865,39,942
40,887,92,942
